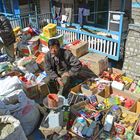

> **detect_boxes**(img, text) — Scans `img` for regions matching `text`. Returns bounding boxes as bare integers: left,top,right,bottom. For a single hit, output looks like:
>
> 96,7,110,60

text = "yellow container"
43,23,57,38
13,26,21,36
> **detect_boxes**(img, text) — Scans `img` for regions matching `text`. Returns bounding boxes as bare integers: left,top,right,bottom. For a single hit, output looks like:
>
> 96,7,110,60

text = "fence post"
117,12,124,60
35,5,39,29
76,25,81,40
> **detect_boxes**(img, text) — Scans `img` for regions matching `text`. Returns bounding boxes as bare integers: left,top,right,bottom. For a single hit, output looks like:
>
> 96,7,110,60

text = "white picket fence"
57,27,119,60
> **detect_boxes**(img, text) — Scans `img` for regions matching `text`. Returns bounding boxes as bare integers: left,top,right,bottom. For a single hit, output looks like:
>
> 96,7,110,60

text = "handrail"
109,11,125,14
57,26,118,42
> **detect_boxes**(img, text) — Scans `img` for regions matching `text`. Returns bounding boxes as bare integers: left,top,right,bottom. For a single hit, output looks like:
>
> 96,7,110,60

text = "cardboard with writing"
79,53,108,75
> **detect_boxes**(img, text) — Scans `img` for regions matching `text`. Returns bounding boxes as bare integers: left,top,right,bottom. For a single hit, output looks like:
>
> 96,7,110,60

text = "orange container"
47,94,58,108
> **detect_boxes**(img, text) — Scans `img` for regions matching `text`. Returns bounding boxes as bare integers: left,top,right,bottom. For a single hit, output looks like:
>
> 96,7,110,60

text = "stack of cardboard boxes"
39,23,63,47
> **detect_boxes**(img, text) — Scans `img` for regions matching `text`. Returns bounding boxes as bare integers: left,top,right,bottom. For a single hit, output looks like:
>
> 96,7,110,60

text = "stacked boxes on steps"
40,23,63,48
40,33,63,47
17,27,40,56
43,23,57,38
23,36,40,56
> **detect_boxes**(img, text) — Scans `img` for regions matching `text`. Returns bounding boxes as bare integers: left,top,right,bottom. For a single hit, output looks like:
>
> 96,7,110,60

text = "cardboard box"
68,82,98,105
35,52,46,70
68,81,104,105
18,43,39,56
43,23,57,38
68,84,87,105
112,68,125,75
39,33,63,46
130,99,140,114
79,53,108,75
71,100,100,119
124,88,140,100
28,36,40,46
70,115,102,140
97,107,139,139
24,84,40,99
66,40,88,58
98,86,137,99
113,108,139,138
24,82,49,100
134,119,140,139
38,82,49,98
79,66,98,79
71,81,98,95
97,87,137,111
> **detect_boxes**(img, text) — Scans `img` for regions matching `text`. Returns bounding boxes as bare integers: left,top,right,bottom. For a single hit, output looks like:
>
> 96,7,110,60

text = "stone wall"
123,24,140,80
122,1,140,80
132,0,140,24
132,7,140,24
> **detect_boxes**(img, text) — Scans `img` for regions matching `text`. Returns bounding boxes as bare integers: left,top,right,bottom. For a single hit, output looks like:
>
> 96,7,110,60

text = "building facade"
123,0,140,80
0,0,41,15
0,0,133,61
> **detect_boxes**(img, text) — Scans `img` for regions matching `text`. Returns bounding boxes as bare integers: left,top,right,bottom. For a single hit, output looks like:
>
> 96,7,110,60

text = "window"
2,0,12,14
86,0,108,27
19,0,35,15
86,0,95,23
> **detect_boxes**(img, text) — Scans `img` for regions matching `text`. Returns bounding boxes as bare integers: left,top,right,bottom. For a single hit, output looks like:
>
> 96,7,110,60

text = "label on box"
111,81,124,90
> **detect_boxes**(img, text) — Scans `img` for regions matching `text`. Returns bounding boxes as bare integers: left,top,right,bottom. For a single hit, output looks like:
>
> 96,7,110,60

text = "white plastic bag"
0,115,27,140
1,90,34,113
0,100,10,115
1,90,40,136
0,76,22,98
15,104,40,136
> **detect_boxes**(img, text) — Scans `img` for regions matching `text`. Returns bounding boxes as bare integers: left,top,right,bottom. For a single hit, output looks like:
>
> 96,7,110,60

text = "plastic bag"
0,76,22,98
0,115,27,140
1,90,40,136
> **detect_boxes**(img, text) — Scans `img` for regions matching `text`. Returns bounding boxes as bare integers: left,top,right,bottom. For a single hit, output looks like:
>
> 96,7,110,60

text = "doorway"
74,0,109,28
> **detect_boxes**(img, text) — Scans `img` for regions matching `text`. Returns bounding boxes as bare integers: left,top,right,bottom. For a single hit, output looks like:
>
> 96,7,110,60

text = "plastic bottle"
86,121,97,138
109,105,122,122
104,113,114,132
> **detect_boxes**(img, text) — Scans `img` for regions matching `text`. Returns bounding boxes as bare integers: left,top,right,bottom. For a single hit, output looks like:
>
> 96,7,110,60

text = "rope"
72,11,109,16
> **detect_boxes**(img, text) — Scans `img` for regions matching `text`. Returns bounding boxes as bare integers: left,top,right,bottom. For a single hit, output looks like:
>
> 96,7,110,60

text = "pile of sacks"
0,76,40,137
